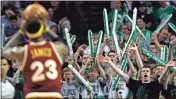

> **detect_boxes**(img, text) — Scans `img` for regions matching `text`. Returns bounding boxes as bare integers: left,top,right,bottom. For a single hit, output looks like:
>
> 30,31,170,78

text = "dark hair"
108,50,116,56
171,57,176,61
1,56,12,66
9,15,17,21
141,66,152,72
156,65,165,68
137,17,145,23
159,41,169,47
50,25,59,34
139,3,146,7
143,61,151,66
169,33,176,41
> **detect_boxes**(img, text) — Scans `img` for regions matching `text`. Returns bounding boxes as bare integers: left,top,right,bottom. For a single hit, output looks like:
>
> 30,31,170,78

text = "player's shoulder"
53,40,66,45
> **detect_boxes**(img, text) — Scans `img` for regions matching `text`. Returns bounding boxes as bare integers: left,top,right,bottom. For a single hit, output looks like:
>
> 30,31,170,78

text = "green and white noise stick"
112,9,121,58
65,28,73,56
122,8,137,57
160,46,168,62
95,30,103,57
68,64,93,93
103,8,110,37
88,30,95,57
125,15,146,39
1,24,5,49
160,47,165,61
143,49,167,65
168,22,176,33
164,45,169,62
71,35,76,46
152,14,172,36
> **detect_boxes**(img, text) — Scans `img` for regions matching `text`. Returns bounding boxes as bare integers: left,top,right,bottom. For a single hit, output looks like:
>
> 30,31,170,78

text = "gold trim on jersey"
21,45,28,71
49,42,63,65
29,41,46,46
25,92,62,98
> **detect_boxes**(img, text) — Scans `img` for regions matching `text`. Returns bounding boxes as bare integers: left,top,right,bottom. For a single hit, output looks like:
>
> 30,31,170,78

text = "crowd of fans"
1,1,176,99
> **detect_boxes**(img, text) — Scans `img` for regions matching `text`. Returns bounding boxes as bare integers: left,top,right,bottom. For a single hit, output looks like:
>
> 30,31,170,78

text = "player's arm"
2,46,25,62
2,27,25,60
54,41,69,60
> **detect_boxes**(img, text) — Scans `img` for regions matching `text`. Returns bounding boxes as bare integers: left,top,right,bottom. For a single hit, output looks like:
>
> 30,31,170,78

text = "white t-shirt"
48,20,57,27
1,80,15,98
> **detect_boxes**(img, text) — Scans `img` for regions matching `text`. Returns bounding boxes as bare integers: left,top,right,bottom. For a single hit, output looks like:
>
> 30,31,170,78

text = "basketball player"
2,3,68,98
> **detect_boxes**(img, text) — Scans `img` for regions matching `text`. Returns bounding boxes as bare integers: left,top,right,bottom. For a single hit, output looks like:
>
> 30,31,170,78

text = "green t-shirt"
108,9,127,32
109,31,124,40
157,5,176,21
135,29,152,45
12,72,24,99
143,29,153,44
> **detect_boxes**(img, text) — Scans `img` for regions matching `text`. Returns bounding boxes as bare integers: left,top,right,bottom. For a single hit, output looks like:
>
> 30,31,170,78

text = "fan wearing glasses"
106,50,121,78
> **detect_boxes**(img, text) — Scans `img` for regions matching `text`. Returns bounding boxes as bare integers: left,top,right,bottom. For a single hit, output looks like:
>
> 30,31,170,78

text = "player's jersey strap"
25,92,62,99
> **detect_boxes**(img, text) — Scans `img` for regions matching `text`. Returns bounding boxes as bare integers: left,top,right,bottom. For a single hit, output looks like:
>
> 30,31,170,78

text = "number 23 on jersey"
30,59,58,83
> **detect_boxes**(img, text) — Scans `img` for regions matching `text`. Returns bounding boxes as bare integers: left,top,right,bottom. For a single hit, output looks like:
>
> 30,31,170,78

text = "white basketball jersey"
82,79,104,98
61,81,80,98
108,77,129,98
